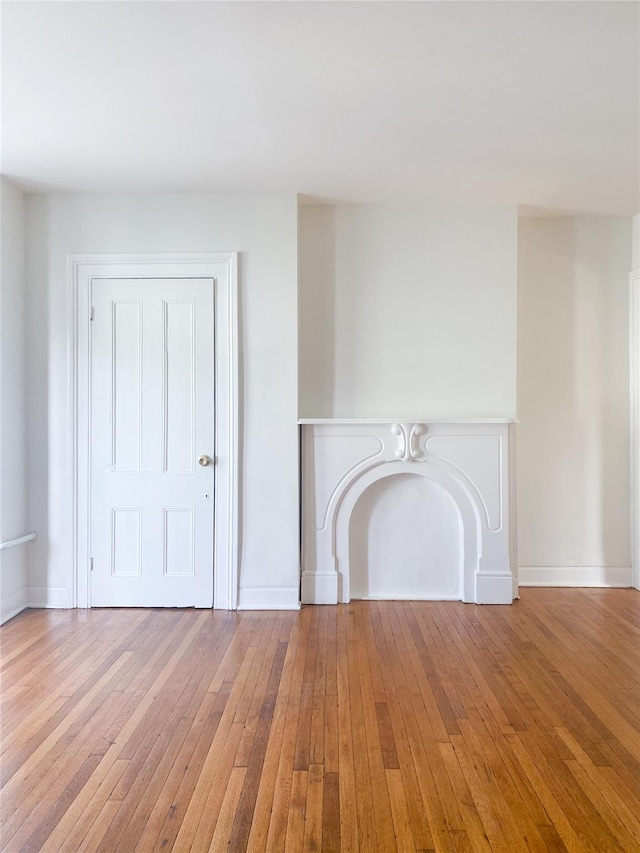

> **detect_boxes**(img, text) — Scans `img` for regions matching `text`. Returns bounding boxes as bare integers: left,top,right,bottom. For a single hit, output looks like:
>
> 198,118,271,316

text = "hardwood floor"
1,589,639,852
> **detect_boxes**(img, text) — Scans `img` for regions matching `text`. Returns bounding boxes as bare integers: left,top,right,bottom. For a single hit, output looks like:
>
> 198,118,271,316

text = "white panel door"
90,278,215,607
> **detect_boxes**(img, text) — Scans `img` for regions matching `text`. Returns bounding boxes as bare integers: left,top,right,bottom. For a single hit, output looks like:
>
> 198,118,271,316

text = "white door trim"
69,253,239,609
630,268,640,590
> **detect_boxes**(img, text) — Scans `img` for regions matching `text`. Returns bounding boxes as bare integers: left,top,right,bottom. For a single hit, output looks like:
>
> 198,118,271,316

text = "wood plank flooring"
1,589,639,852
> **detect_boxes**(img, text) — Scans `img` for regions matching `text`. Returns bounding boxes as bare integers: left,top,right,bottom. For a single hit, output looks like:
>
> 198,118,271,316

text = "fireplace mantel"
300,419,517,605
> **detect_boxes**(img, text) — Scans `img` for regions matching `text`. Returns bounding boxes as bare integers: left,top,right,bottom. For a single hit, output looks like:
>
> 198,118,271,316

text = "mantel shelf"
298,417,518,425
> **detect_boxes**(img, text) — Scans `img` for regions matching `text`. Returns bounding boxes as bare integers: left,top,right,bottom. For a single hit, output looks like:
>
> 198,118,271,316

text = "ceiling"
2,1,639,215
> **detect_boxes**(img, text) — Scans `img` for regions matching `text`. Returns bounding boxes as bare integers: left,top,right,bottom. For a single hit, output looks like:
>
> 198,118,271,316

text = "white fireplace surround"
300,419,517,605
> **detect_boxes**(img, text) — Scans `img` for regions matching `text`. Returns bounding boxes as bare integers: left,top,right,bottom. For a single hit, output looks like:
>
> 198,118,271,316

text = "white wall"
517,216,632,585
633,213,639,270
299,205,518,418
0,178,29,623
15,196,636,608
25,193,299,608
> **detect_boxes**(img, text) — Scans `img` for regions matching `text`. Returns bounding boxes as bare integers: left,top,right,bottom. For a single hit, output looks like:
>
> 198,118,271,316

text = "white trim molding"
237,587,301,610
519,567,633,588
0,588,28,625
630,268,640,591
28,586,70,608
0,532,37,551
69,253,239,610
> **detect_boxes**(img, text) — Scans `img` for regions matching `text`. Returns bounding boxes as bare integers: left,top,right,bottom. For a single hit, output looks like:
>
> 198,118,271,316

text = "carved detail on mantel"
391,423,426,461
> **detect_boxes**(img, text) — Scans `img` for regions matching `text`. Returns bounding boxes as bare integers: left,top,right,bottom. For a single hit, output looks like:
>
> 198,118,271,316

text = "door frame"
69,253,239,609
630,268,640,591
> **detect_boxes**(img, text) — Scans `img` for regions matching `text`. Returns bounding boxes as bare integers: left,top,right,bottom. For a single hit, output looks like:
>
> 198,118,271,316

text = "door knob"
198,455,213,467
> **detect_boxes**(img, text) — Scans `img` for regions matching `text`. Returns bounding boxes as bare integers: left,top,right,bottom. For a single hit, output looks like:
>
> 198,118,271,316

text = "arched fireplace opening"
349,473,462,600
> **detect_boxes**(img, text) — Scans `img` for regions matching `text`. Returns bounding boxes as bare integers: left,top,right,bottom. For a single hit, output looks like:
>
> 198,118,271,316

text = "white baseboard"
237,586,301,610
351,593,461,601
476,573,515,604
0,588,29,625
28,586,70,608
301,572,338,605
518,566,633,588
